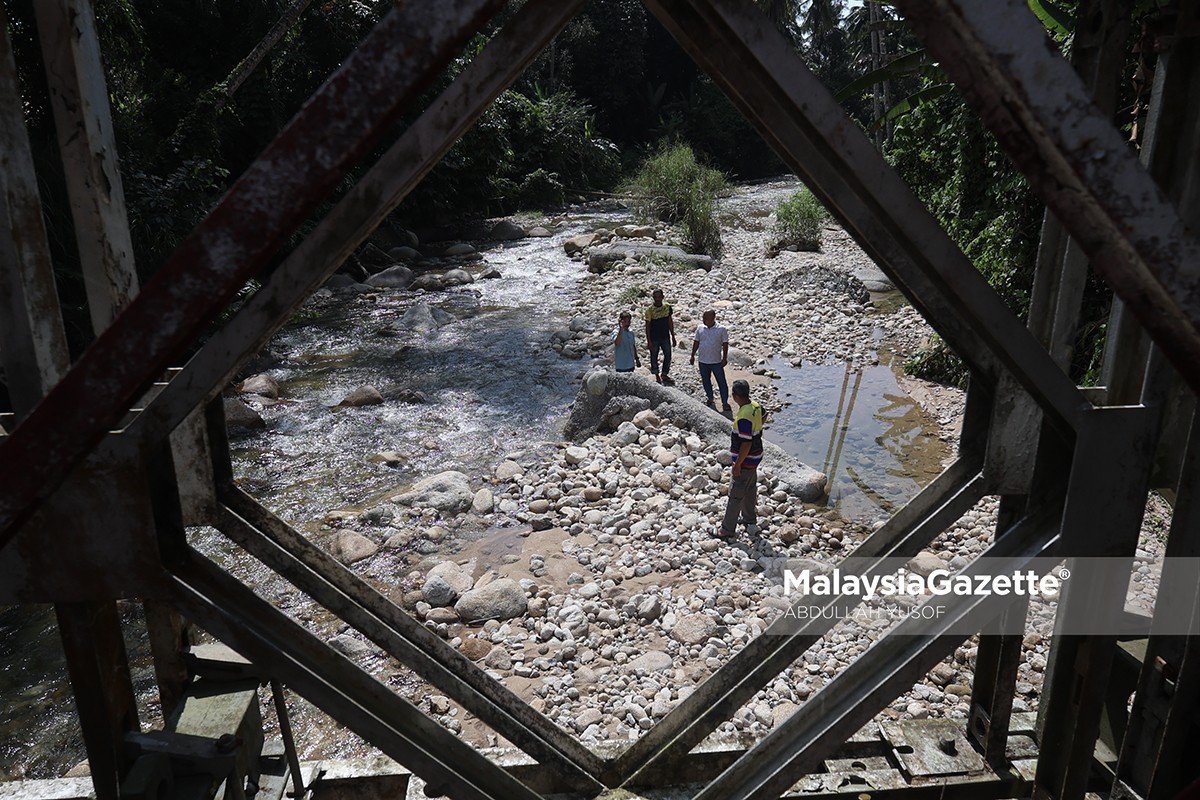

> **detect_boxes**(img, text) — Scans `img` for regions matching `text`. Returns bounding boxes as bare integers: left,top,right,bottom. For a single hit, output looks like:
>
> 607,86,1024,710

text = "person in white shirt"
690,309,730,412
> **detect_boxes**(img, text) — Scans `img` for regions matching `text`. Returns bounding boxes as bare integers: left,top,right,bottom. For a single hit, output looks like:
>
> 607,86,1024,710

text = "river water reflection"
766,354,951,522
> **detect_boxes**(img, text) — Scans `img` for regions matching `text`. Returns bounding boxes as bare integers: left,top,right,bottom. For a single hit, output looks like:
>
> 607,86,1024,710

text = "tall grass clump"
771,189,826,253
626,142,727,258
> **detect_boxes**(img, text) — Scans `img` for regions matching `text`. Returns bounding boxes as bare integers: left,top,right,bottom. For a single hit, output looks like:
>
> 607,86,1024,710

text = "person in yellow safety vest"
717,379,764,538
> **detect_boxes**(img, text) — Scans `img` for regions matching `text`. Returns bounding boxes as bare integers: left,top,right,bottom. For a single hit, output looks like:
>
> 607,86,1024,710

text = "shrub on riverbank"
772,189,826,253
626,143,726,259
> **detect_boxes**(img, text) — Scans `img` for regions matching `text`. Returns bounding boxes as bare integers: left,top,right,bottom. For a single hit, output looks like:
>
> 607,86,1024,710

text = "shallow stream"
1,200,952,779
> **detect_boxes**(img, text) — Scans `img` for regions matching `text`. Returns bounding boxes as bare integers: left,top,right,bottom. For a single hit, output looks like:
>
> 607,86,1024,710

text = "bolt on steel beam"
0,0,506,551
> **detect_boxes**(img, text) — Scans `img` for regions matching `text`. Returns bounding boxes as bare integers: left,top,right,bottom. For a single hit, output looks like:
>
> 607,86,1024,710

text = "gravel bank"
270,180,1172,758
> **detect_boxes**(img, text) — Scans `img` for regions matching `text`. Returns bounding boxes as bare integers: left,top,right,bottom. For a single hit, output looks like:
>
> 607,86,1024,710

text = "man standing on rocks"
719,379,764,538
644,288,677,385
690,309,730,413
612,311,641,373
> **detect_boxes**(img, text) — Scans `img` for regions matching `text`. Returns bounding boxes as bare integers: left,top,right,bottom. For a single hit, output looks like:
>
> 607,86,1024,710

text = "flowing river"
0,198,951,779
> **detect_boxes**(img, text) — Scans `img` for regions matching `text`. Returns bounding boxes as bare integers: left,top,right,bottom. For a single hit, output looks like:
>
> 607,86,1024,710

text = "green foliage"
125,158,230,269
517,169,566,209
886,95,1047,384
626,143,726,258
403,88,619,218
773,190,826,252
618,285,648,304
904,334,968,388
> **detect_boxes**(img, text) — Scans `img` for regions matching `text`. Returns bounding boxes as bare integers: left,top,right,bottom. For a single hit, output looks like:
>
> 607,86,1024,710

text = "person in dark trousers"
718,380,764,538
690,309,730,412
643,288,677,385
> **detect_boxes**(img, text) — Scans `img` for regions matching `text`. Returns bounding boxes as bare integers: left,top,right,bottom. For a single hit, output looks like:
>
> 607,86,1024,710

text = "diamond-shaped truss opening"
2,1,1199,800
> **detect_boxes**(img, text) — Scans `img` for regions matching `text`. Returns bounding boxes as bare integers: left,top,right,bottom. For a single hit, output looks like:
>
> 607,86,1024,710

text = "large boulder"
599,396,652,431
442,268,474,286
224,397,265,431
338,386,384,407
428,561,474,596
395,303,453,334
388,245,421,261
410,274,445,291
672,613,718,645
330,532,378,564
614,224,657,238
471,488,495,514
442,242,476,257
565,369,828,502
238,373,279,399
587,243,713,273
422,575,457,607
489,220,526,241
563,233,599,255
455,578,528,622
365,265,415,289
392,470,474,513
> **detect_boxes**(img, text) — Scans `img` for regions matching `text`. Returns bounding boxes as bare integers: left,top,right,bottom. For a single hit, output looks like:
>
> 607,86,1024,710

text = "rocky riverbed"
218,180,1171,761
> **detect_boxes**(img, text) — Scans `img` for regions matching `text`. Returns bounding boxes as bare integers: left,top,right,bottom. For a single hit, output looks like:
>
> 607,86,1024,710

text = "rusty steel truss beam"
0,0,506,550
892,0,1200,398
692,500,1065,800
0,4,70,420
34,0,139,333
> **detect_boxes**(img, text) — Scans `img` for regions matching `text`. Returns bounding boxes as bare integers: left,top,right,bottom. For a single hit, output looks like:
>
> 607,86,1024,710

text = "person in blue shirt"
612,311,641,372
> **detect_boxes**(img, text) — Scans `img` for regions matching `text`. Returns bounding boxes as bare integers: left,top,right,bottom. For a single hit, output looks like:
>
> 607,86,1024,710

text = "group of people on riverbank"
610,289,764,539
611,288,733,410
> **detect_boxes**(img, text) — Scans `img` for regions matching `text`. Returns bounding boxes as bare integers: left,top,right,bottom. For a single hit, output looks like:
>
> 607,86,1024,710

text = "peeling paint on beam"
893,0,1200,396
0,0,505,549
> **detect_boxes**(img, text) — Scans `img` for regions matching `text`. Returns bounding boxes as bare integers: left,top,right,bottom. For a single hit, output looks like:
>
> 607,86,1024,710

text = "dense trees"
7,0,1134,384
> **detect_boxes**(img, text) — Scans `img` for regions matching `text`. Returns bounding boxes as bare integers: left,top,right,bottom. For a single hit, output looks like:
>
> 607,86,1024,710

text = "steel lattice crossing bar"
166,551,547,800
